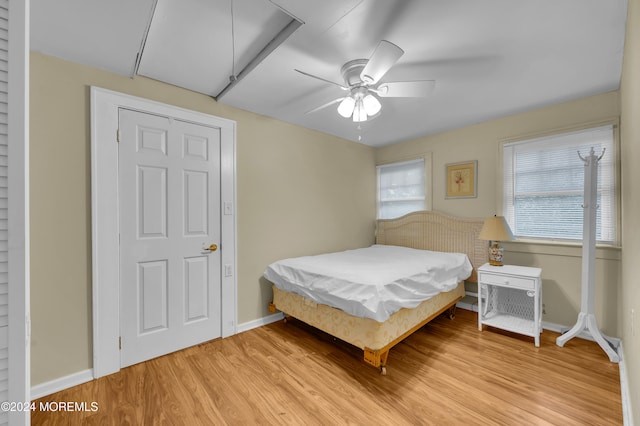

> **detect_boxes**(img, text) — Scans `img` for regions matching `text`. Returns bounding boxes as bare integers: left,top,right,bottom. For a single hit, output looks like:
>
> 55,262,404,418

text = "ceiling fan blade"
295,69,349,90
360,40,404,85
305,97,346,114
376,80,435,98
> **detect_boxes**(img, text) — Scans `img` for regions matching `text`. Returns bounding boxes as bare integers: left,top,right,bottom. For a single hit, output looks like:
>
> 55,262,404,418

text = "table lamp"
479,215,514,266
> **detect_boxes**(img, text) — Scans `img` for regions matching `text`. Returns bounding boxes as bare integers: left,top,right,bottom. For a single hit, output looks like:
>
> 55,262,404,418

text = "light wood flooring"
32,309,623,425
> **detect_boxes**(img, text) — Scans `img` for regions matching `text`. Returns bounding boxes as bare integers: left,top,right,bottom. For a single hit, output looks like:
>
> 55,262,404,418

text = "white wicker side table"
477,263,542,347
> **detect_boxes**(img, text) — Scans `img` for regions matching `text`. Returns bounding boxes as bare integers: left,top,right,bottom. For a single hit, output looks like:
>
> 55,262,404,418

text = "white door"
118,108,222,367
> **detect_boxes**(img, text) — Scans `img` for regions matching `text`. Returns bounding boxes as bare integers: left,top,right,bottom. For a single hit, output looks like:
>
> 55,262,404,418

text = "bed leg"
379,351,389,376
269,302,290,323
364,348,389,375
447,305,457,320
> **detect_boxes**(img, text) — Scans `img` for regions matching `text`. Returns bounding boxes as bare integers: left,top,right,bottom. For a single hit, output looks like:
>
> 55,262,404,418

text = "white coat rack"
556,148,619,362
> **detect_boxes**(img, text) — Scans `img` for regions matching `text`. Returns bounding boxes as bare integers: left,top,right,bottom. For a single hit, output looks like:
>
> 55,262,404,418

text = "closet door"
1,0,30,425
0,0,7,414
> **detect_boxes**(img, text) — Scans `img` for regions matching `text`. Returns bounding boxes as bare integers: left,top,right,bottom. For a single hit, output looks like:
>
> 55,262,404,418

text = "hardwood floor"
32,309,623,425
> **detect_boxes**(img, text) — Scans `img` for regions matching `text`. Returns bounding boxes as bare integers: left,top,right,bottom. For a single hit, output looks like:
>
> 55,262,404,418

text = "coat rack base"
556,312,620,362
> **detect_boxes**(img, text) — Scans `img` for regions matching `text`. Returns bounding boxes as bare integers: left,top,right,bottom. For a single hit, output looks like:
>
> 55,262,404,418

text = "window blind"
503,125,616,243
377,158,426,219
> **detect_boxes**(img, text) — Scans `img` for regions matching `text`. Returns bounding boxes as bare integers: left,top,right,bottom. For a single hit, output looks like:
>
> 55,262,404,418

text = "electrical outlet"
542,303,546,315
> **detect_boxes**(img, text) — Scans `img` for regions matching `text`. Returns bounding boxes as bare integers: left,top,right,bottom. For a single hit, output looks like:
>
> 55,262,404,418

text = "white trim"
455,301,478,312
220,118,238,338
90,87,237,378
616,342,633,426
7,1,31,425
30,369,94,400
456,291,479,312
236,312,285,334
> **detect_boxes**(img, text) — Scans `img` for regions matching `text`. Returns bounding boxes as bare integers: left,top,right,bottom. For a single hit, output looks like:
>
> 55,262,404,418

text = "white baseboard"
456,300,478,312
456,291,479,312
31,369,94,400
616,342,633,426
236,311,284,334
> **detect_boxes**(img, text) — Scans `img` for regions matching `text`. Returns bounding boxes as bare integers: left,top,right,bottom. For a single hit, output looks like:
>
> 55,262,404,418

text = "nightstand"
477,263,542,347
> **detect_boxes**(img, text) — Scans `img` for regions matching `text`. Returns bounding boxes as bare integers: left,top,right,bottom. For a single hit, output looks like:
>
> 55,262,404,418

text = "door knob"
204,243,218,252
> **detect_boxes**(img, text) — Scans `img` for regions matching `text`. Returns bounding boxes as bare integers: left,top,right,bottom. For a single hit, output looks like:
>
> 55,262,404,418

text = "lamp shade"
337,96,356,118
479,215,514,241
362,93,381,116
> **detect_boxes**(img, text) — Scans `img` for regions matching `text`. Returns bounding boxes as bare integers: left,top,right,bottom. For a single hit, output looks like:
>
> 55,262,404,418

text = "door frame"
90,87,237,378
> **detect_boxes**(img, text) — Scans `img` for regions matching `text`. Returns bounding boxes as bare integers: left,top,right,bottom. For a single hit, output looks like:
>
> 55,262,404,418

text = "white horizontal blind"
377,158,426,219
503,125,615,243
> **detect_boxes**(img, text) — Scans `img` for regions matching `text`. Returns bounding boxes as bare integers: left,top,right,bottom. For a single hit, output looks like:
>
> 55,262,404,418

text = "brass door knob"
205,243,218,252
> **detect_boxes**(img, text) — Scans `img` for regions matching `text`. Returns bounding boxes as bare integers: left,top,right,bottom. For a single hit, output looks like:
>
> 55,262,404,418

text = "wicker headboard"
375,210,488,283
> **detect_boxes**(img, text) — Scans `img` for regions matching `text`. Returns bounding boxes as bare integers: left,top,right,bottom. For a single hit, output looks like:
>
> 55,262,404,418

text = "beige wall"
30,52,376,385
620,0,640,422
376,91,622,333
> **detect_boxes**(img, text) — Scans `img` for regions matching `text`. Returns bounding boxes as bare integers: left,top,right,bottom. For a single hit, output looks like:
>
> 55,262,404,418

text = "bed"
266,210,488,374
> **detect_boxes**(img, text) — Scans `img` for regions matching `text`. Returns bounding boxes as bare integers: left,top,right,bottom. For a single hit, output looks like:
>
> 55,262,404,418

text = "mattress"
264,244,472,322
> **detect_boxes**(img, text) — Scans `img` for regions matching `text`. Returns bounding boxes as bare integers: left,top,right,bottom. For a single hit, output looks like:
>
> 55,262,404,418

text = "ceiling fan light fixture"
337,96,356,118
297,40,431,126
362,93,381,116
352,100,367,122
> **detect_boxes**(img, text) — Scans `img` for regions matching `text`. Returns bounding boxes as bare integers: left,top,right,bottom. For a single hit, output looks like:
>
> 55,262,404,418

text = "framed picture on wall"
445,160,477,199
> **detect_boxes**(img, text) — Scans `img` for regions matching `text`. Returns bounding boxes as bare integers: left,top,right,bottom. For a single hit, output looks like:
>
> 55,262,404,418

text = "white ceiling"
30,0,628,147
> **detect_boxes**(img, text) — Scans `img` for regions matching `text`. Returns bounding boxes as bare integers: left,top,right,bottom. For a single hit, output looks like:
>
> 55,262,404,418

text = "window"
377,158,426,219
503,125,616,244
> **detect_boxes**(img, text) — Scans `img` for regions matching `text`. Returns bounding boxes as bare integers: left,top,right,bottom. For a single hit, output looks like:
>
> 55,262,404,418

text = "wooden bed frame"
268,210,488,374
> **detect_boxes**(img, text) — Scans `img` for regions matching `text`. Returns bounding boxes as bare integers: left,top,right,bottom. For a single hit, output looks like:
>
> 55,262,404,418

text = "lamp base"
488,242,504,266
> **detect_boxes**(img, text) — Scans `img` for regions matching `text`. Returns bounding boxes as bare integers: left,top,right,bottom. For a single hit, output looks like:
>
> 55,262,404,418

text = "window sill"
501,239,621,261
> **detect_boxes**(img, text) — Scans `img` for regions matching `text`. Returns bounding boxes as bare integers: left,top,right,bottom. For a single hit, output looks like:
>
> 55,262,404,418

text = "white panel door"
119,108,221,367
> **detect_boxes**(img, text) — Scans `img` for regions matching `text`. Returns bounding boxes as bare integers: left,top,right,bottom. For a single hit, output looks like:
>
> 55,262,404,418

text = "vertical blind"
377,158,426,219
503,125,616,243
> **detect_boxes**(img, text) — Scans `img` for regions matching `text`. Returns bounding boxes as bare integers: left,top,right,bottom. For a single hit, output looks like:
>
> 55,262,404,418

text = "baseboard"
236,311,284,334
31,369,94,400
456,292,479,312
616,342,633,426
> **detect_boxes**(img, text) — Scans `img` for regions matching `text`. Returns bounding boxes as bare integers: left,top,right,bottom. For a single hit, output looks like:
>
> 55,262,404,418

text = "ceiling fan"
295,40,435,122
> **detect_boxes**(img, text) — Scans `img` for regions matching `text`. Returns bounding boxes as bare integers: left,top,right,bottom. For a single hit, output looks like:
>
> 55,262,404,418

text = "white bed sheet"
264,244,472,322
